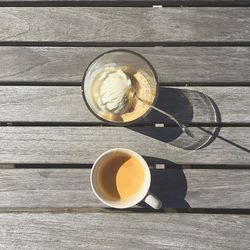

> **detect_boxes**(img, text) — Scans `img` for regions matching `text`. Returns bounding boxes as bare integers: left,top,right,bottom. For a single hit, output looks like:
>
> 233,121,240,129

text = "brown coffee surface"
97,153,145,201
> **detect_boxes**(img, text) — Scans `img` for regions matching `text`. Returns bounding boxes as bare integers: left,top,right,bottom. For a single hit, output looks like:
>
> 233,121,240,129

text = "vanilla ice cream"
89,65,156,123
97,69,132,114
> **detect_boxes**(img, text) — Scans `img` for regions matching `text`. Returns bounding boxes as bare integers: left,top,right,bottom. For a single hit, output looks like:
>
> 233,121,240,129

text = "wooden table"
0,1,250,249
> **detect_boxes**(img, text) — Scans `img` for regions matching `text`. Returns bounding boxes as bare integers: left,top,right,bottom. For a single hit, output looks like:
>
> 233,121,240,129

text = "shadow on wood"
130,87,221,150
150,169,190,209
140,156,190,209
104,157,189,212
145,87,194,124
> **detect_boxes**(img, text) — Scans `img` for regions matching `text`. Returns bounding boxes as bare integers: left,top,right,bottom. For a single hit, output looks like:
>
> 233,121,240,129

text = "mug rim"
90,148,151,209
81,49,160,126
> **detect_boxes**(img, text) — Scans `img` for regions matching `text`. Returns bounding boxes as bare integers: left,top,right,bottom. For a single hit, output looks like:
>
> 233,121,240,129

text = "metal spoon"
133,91,194,138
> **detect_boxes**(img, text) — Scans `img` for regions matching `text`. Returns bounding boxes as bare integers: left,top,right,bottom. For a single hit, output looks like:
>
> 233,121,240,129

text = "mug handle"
144,192,162,210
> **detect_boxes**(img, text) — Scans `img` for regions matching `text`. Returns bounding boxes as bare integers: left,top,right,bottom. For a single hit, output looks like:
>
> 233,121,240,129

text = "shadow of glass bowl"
130,87,221,150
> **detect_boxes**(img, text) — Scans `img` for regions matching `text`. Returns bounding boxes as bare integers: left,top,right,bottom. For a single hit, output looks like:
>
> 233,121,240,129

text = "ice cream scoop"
98,69,132,114
82,50,159,125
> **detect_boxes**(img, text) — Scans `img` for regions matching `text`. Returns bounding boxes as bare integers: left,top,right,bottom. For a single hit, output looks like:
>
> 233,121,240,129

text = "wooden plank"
0,126,249,164
0,213,249,249
0,168,249,209
0,86,249,124
0,8,250,42
0,47,249,83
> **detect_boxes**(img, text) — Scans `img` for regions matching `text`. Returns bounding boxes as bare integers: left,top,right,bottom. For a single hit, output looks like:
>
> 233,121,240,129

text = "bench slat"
0,86,249,124
1,8,250,42
0,47,249,83
0,168,249,209
0,213,249,249
0,126,249,164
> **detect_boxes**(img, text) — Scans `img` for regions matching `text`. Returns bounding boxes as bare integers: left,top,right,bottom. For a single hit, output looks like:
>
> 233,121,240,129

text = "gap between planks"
1,81,250,87
0,207,248,214
0,0,250,8
1,42,250,47
0,122,250,127
1,164,250,169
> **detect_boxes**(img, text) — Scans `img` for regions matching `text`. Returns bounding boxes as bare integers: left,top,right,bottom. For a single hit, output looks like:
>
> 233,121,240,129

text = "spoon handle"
136,95,194,138
150,105,194,138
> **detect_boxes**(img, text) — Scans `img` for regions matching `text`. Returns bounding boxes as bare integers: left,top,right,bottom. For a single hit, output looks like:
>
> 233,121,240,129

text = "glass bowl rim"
81,49,160,126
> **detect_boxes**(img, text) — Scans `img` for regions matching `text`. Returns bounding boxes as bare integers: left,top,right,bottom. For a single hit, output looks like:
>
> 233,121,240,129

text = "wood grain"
0,213,249,249
0,126,249,164
0,47,249,83
0,86,249,124
0,8,250,42
0,168,249,209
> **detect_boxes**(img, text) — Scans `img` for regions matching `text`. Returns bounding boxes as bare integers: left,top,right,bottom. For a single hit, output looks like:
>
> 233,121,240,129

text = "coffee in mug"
91,148,162,209
96,151,144,201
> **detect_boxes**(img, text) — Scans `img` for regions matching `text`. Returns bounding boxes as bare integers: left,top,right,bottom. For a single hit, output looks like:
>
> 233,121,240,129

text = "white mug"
90,148,162,209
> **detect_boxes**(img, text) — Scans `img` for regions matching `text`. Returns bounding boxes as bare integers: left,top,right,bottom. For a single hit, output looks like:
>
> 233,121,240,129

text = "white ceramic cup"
90,148,162,209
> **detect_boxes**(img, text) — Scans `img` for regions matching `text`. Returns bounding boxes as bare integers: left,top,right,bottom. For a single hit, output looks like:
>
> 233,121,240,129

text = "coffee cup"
90,148,162,209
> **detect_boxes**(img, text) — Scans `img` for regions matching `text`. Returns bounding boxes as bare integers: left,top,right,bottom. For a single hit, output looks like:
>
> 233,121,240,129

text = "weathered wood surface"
0,3,249,249
0,8,250,42
0,86,249,124
0,47,250,83
0,168,249,209
0,126,249,164
0,213,249,249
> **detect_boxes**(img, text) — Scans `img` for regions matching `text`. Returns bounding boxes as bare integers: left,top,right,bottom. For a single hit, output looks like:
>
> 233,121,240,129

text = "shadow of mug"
105,157,190,212
139,156,190,210
130,87,221,150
